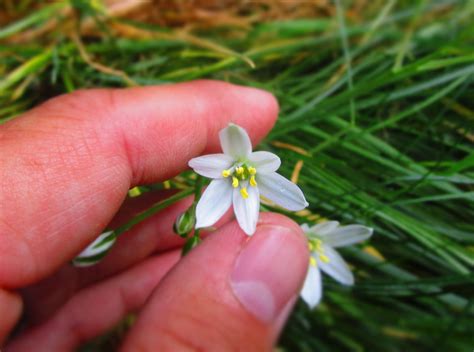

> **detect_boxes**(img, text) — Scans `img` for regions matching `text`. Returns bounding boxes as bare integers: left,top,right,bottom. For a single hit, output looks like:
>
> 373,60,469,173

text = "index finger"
0,80,278,288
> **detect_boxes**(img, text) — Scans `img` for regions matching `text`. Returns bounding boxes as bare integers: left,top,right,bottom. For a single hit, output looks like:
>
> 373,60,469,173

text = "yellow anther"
250,175,257,187
315,239,323,250
236,167,244,176
319,254,330,263
232,177,239,188
248,167,257,175
240,187,249,199
308,242,315,251
222,169,231,177
309,256,317,267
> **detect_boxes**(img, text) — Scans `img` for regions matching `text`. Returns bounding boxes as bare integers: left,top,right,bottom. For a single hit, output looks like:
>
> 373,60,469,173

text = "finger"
82,192,233,279
80,190,193,277
5,251,180,352
0,289,22,346
121,213,309,351
0,80,278,287
21,191,233,324
19,191,188,325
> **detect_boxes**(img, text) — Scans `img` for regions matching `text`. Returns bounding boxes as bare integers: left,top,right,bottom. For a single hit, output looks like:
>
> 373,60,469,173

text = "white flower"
300,221,373,308
188,123,308,235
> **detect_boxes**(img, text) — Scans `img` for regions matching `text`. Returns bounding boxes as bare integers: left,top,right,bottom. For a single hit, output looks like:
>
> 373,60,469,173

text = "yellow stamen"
240,187,249,199
309,257,317,267
248,166,257,175
232,177,239,188
308,238,330,263
315,239,323,250
236,167,244,176
222,169,231,177
319,254,330,263
249,175,257,187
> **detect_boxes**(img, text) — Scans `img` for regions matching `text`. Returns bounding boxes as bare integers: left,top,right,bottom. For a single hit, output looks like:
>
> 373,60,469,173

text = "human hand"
0,80,309,351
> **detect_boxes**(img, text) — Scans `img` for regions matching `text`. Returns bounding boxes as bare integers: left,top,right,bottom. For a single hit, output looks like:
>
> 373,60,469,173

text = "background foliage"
1,0,473,351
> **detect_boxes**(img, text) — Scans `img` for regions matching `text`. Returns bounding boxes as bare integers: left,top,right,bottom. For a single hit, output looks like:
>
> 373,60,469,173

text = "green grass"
1,0,473,351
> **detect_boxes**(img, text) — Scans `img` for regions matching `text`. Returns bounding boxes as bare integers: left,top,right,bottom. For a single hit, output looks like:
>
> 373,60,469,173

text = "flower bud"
173,208,196,237
72,230,117,267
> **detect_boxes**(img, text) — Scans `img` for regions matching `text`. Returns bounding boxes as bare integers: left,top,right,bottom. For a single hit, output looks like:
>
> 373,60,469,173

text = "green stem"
191,176,205,234
181,176,206,256
115,188,194,236
193,175,205,201
187,175,205,222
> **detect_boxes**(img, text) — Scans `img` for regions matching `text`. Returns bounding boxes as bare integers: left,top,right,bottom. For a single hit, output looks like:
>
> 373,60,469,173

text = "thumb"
121,213,309,351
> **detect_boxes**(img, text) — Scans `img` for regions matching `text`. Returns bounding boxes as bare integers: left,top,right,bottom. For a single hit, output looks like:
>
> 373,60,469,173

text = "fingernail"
230,225,307,323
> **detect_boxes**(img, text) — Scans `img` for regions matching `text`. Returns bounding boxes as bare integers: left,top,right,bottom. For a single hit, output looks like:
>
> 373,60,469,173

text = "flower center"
222,164,257,199
308,238,330,266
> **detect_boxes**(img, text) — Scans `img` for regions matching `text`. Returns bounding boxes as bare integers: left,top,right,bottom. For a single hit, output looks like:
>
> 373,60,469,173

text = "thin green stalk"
335,0,356,126
115,188,193,236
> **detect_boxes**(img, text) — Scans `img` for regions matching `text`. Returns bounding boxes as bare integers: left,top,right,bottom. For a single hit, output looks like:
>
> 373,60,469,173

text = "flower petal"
219,124,252,159
248,151,281,173
189,153,234,178
300,264,322,308
308,221,340,237
300,223,311,233
233,184,260,235
258,172,308,211
318,245,354,285
323,225,373,248
195,179,232,228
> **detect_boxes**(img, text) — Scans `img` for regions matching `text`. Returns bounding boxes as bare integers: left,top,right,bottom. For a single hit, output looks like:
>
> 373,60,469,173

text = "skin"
0,80,309,351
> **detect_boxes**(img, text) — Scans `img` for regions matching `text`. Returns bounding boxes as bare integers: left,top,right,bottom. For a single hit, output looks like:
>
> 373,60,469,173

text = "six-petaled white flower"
188,123,308,235
300,221,373,308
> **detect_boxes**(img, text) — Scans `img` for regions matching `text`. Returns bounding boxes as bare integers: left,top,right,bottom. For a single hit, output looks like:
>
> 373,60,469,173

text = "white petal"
189,154,234,178
300,223,311,233
323,225,373,248
195,179,232,228
233,185,260,235
319,245,354,285
219,124,252,159
258,172,308,211
248,151,281,173
300,264,322,308
308,221,340,236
